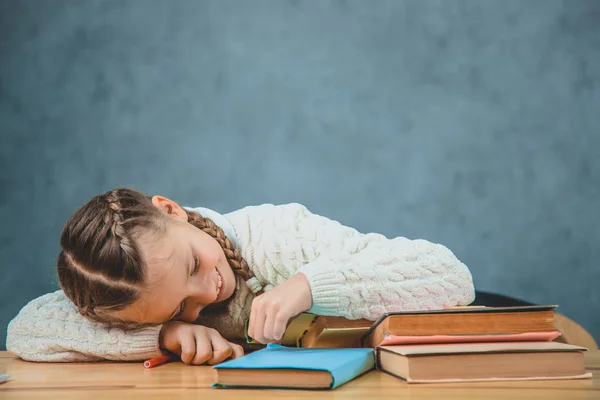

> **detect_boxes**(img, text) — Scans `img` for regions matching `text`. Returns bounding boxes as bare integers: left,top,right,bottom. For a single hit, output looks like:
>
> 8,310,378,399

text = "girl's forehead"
137,229,183,285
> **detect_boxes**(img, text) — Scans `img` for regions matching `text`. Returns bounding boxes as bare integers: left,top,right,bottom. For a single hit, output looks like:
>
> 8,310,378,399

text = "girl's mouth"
215,267,223,299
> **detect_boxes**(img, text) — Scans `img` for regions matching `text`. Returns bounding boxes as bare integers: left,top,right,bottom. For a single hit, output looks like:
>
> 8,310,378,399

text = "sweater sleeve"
286,204,475,320
6,291,162,362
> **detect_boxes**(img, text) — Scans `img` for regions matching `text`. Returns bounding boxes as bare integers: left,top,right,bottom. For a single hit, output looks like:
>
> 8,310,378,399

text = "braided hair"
57,188,259,328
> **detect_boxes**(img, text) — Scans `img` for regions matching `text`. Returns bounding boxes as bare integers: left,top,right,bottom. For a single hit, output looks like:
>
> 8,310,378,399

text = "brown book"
362,305,557,348
250,313,372,348
377,341,591,383
298,315,372,348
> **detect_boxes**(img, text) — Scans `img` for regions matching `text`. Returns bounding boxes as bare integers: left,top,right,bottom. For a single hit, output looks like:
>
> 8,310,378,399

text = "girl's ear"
151,196,188,222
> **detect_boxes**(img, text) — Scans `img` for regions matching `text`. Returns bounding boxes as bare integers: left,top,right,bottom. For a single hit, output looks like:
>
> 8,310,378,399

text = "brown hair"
57,188,256,328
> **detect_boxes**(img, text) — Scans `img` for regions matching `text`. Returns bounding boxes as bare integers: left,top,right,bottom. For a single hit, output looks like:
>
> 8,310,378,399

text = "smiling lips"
215,267,223,299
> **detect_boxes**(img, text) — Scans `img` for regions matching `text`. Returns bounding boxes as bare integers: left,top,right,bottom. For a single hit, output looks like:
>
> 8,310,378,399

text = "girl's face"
113,197,237,324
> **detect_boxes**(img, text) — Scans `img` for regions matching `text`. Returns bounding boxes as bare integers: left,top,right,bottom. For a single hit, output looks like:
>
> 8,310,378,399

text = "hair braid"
185,209,256,282
58,187,261,329
58,189,154,324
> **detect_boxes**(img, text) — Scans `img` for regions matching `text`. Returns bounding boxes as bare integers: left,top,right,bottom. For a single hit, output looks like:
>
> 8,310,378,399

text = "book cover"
379,331,562,346
377,341,591,383
213,344,375,389
361,305,557,348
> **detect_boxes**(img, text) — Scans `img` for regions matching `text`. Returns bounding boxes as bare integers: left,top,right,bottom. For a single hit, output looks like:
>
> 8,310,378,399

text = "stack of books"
361,305,590,382
309,305,591,383
218,305,591,389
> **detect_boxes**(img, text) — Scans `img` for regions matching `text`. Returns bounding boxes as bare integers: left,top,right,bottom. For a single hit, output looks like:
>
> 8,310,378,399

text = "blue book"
213,344,375,390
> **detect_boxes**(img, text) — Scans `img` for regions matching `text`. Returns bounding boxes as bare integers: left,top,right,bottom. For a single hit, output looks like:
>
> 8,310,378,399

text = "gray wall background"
1,0,599,349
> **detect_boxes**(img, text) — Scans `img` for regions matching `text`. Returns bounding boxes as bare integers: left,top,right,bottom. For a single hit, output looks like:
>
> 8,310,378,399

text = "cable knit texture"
6,203,474,362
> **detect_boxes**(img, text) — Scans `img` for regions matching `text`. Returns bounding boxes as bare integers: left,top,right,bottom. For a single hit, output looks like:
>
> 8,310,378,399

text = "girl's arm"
296,204,475,319
236,203,475,321
299,238,475,320
6,291,162,362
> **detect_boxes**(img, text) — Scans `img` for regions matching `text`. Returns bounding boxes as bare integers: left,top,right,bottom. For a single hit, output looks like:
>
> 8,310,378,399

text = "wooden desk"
0,351,598,399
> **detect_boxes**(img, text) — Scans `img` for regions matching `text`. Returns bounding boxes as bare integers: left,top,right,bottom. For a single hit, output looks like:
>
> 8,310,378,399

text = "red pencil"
144,354,177,368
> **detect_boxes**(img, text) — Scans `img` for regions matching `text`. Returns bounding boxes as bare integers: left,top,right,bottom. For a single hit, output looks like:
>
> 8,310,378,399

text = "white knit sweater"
6,203,475,362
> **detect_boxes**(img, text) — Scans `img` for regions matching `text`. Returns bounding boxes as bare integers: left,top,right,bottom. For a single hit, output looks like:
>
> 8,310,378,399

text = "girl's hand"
247,273,313,344
159,321,244,365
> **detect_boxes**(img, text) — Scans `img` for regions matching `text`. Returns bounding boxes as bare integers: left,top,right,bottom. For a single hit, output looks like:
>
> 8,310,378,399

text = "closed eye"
171,253,200,321
192,254,200,276
170,251,201,321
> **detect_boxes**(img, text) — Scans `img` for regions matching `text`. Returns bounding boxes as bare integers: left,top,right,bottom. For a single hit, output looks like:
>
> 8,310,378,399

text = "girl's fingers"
179,334,197,365
248,296,260,338
229,342,244,359
249,298,267,343
263,309,276,342
191,330,213,365
272,312,288,342
206,332,234,365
